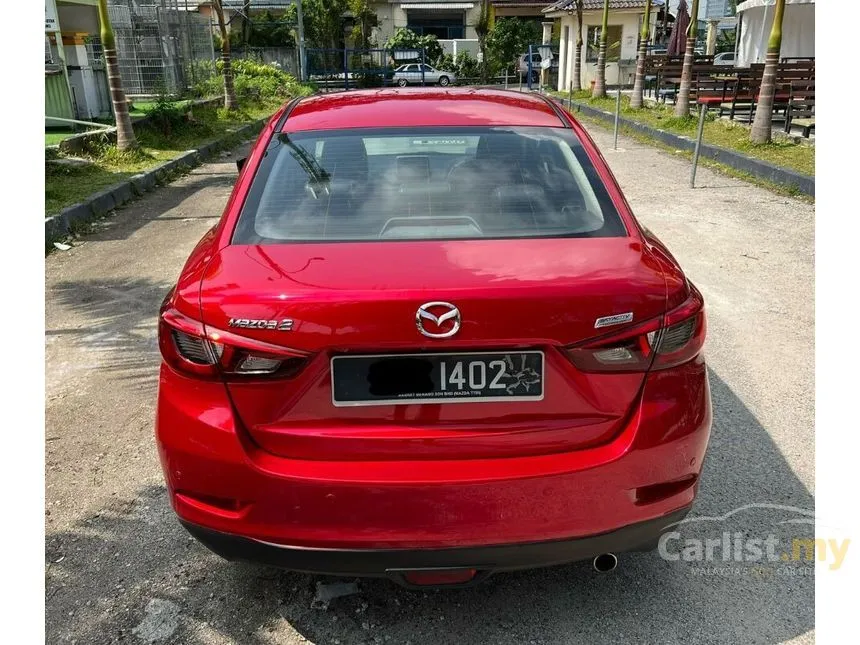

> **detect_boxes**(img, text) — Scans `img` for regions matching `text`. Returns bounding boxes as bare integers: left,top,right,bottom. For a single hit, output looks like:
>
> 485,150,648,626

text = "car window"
233,127,627,243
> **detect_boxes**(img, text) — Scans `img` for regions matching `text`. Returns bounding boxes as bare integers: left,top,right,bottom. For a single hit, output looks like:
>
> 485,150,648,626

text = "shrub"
195,58,310,104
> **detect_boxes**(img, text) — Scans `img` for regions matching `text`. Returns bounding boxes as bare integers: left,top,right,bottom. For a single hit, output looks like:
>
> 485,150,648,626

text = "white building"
735,0,815,67
545,0,664,91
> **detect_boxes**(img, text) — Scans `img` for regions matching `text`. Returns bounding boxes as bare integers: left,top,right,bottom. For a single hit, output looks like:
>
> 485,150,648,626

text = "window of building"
406,11,465,39
586,25,623,63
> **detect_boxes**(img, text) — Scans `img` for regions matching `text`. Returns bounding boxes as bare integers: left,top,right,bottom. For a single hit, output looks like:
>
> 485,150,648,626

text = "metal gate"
306,47,428,92
525,44,557,92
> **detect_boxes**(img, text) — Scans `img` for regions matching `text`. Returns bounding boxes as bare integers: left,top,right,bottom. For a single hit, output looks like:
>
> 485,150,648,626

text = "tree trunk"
630,0,651,109
97,0,137,151
630,40,648,108
673,0,700,117
572,8,583,91
751,0,786,144
592,0,610,98
673,35,695,116
213,0,239,110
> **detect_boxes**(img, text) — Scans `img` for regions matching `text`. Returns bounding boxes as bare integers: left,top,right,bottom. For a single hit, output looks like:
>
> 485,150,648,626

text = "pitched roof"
544,0,664,12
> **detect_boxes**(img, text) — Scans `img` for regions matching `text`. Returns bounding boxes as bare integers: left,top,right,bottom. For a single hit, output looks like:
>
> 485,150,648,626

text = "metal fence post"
691,101,707,188
568,81,573,110
527,45,533,91
613,65,622,150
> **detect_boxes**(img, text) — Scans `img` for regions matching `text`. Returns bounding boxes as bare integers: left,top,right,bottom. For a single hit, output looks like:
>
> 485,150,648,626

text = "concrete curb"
556,98,815,197
45,117,268,246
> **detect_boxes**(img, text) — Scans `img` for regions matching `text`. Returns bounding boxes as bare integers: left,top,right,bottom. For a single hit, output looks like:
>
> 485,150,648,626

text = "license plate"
331,351,544,407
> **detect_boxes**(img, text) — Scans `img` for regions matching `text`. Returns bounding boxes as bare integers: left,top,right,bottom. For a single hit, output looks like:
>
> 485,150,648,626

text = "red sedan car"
156,88,711,587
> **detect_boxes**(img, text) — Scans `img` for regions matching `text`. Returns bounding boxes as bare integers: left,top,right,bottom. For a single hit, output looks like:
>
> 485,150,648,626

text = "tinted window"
233,127,626,244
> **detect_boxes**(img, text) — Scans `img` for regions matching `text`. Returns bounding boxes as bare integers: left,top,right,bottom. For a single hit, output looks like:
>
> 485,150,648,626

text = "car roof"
282,88,566,132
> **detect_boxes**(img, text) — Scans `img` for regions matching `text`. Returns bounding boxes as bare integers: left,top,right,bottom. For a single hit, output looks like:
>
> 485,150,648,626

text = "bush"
454,52,481,79
384,28,443,64
146,90,188,137
195,58,310,104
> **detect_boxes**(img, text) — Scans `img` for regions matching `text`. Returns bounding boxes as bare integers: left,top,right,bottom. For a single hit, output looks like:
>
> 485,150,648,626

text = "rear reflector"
402,569,477,586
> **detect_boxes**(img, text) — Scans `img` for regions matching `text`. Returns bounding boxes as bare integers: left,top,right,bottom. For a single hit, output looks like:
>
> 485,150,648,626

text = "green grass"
570,108,814,203
45,100,282,216
551,91,815,177
45,129,77,147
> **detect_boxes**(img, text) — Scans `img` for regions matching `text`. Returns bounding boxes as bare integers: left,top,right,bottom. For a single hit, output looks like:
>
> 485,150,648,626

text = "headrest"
319,136,368,179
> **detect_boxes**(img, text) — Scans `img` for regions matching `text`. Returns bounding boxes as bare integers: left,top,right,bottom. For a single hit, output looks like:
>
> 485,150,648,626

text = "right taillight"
158,301,309,379
567,284,706,373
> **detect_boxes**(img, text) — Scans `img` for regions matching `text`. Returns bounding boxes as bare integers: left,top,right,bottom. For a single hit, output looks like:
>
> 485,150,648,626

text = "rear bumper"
156,357,711,551
181,505,690,582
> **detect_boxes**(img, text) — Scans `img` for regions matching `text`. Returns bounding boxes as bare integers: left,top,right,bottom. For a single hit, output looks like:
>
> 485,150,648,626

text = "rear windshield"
232,126,626,243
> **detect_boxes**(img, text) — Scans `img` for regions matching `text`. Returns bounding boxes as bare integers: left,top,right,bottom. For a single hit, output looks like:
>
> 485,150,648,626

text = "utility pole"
296,0,306,81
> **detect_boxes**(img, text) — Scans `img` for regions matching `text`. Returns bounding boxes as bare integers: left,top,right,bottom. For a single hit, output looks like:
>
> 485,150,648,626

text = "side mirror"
236,157,247,172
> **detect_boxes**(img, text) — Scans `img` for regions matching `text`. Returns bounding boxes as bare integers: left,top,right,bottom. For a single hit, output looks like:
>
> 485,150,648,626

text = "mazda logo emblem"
416,301,461,339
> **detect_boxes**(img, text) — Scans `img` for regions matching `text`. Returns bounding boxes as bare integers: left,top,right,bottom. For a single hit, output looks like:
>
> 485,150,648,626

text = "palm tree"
572,0,584,91
213,0,239,111
592,0,610,98
673,0,700,117
630,0,652,108
475,0,491,83
96,0,137,151
750,0,786,143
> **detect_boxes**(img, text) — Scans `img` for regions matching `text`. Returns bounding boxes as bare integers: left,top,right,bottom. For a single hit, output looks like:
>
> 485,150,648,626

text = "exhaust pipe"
592,553,618,573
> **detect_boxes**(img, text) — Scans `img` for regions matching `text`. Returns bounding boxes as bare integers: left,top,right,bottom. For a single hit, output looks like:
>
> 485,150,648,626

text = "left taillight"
566,284,706,373
158,303,308,379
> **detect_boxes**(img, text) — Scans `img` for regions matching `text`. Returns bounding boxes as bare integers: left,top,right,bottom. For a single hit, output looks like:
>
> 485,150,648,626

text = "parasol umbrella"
667,0,691,56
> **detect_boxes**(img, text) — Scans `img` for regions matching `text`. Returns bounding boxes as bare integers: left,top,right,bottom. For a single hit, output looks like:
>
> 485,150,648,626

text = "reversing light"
235,355,283,374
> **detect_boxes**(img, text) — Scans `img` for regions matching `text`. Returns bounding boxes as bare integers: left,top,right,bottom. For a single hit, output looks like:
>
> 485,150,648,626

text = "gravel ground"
45,127,815,645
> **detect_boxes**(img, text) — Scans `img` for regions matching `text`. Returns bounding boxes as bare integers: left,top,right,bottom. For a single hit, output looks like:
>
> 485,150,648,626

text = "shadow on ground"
46,276,172,396
45,369,814,645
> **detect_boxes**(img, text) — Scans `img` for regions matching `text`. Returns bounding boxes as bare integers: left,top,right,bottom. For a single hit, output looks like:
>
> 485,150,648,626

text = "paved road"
46,128,814,645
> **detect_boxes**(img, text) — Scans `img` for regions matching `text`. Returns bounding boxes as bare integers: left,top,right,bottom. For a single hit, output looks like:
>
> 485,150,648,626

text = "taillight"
158,304,308,379
567,284,705,373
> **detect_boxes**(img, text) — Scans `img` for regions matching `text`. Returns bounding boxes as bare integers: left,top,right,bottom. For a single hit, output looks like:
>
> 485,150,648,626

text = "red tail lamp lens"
567,285,705,373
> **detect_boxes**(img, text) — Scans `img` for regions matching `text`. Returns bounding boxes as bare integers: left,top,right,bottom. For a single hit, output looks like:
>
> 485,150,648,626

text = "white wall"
557,11,653,91
737,4,815,66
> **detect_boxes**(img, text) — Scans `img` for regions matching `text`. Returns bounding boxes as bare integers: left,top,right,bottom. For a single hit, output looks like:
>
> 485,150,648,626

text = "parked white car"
714,51,736,66
393,64,456,87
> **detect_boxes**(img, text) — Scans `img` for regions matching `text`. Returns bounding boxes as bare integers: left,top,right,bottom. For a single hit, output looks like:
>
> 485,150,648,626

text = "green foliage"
454,52,481,78
195,59,310,104
303,0,349,48
348,0,378,48
434,53,456,72
146,87,188,137
488,18,542,73
384,28,443,64
245,10,297,47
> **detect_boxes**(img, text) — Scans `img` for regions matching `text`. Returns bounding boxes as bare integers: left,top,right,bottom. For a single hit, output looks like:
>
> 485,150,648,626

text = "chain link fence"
107,0,215,97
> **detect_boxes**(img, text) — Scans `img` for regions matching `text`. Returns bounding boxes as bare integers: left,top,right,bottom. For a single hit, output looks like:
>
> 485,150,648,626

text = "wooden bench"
784,79,815,137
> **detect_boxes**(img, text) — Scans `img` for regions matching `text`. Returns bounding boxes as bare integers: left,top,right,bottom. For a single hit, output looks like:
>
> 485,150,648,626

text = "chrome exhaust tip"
592,553,618,573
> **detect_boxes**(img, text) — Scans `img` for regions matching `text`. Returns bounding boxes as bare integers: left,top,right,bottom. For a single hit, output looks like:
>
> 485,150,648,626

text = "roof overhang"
737,0,814,12
400,3,475,9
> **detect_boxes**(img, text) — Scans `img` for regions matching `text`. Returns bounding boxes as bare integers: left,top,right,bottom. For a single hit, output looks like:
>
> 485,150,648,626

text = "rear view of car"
156,89,711,588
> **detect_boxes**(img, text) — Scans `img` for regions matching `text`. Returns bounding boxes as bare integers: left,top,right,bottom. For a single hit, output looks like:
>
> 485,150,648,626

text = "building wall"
372,2,478,44
57,3,99,34
556,10,654,91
